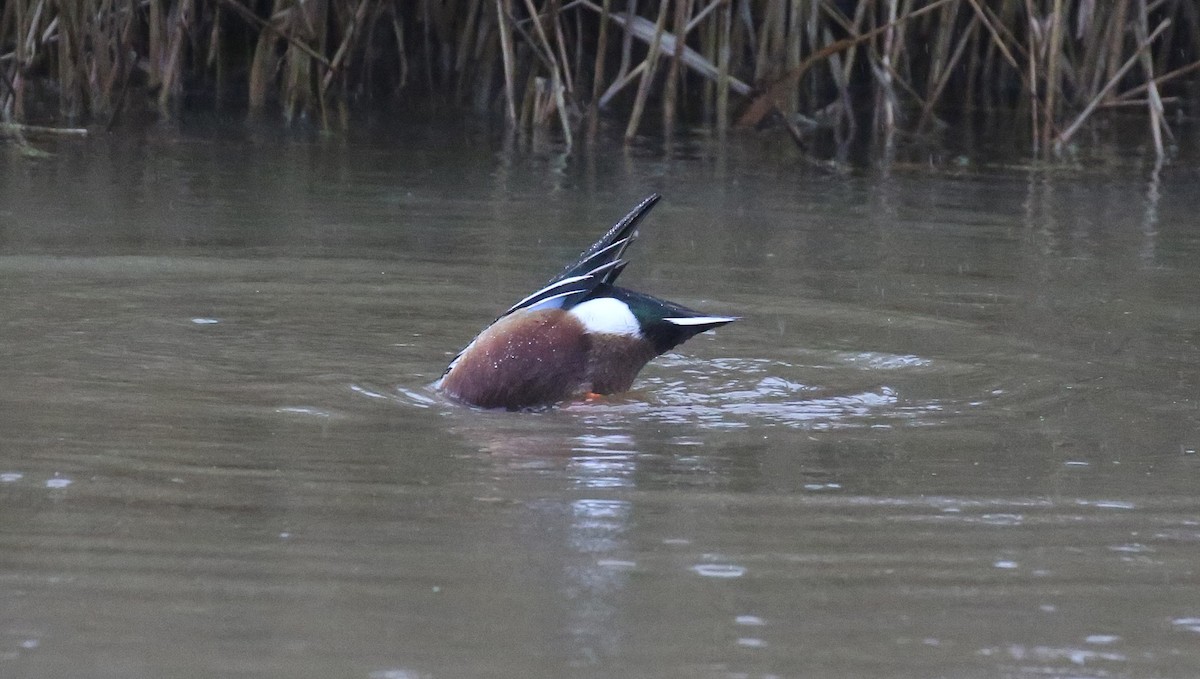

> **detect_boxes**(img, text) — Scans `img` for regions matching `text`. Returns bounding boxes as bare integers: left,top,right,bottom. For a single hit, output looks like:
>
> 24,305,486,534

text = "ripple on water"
276,406,334,418
1172,618,1200,633
369,670,425,679
691,563,747,578
406,346,1027,431
1076,499,1137,510
980,643,1128,667
592,354,948,430
351,383,441,408
835,351,934,370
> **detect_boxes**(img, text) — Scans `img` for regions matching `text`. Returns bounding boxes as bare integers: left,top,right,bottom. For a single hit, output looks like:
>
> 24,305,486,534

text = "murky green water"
2,120,1199,678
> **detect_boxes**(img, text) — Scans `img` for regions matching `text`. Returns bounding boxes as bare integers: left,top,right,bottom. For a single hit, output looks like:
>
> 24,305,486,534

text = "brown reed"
0,1,1196,159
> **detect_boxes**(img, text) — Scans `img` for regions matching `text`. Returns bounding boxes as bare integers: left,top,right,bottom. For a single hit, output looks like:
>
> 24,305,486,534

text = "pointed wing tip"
623,193,664,225
629,193,663,220
662,315,739,328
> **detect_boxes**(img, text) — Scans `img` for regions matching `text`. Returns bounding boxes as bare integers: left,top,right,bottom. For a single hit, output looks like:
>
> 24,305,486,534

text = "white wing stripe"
506,273,592,312
524,289,581,310
578,238,628,266
584,258,622,278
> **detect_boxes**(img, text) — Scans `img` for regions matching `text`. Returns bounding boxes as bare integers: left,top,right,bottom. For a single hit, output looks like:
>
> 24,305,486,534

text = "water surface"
1,122,1199,678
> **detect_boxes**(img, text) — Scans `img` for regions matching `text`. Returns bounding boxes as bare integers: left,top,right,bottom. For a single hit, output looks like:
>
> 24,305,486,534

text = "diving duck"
436,194,735,410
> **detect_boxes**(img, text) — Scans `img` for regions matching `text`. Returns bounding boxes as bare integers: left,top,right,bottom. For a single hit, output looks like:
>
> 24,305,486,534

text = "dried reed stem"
661,0,691,134
586,0,612,138
623,0,669,142
0,0,1195,159
1042,0,1064,151
715,0,731,131
496,0,518,125
1056,18,1171,151
1134,0,1172,156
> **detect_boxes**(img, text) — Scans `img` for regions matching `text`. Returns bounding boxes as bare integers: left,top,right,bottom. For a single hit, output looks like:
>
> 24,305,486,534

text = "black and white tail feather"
501,193,660,316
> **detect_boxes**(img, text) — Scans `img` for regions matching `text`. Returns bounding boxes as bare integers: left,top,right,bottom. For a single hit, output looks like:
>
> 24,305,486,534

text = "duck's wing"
500,193,661,317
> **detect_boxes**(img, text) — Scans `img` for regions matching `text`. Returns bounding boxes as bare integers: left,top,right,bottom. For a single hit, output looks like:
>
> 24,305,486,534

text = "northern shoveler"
436,194,735,410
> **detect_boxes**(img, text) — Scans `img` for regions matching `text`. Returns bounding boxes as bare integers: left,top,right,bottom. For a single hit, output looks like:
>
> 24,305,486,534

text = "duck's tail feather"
559,193,661,285
501,194,661,317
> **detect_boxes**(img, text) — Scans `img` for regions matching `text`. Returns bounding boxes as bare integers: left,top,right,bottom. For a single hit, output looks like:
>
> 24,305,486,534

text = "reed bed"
1,1,1197,158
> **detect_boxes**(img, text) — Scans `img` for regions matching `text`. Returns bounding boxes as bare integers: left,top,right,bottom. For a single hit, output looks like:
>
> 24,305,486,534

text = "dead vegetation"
1,1,1197,158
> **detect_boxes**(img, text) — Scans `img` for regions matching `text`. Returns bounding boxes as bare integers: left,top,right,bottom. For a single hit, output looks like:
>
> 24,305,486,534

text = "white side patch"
663,316,737,326
569,298,642,337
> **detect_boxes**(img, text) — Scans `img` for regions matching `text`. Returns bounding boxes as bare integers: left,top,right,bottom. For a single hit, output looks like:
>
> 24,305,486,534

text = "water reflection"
569,434,638,489
1141,161,1162,265
564,497,633,665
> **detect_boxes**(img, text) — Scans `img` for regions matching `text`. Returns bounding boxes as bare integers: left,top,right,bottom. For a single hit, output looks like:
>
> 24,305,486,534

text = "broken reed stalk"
735,0,956,128
1024,0,1042,153
323,0,371,93
1134,0,1171,156
496,0,518,125
715,0,731,132
1055,18,1172,151
918,13,979,129
876,0,899,141
660,0,690,136
1113,58,1200,103
158,0,193,113
1041,0,1064,150
0,0,1197,161
623,0,669,142
0,121,88,136
585,0,612,138
519,0,573,148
